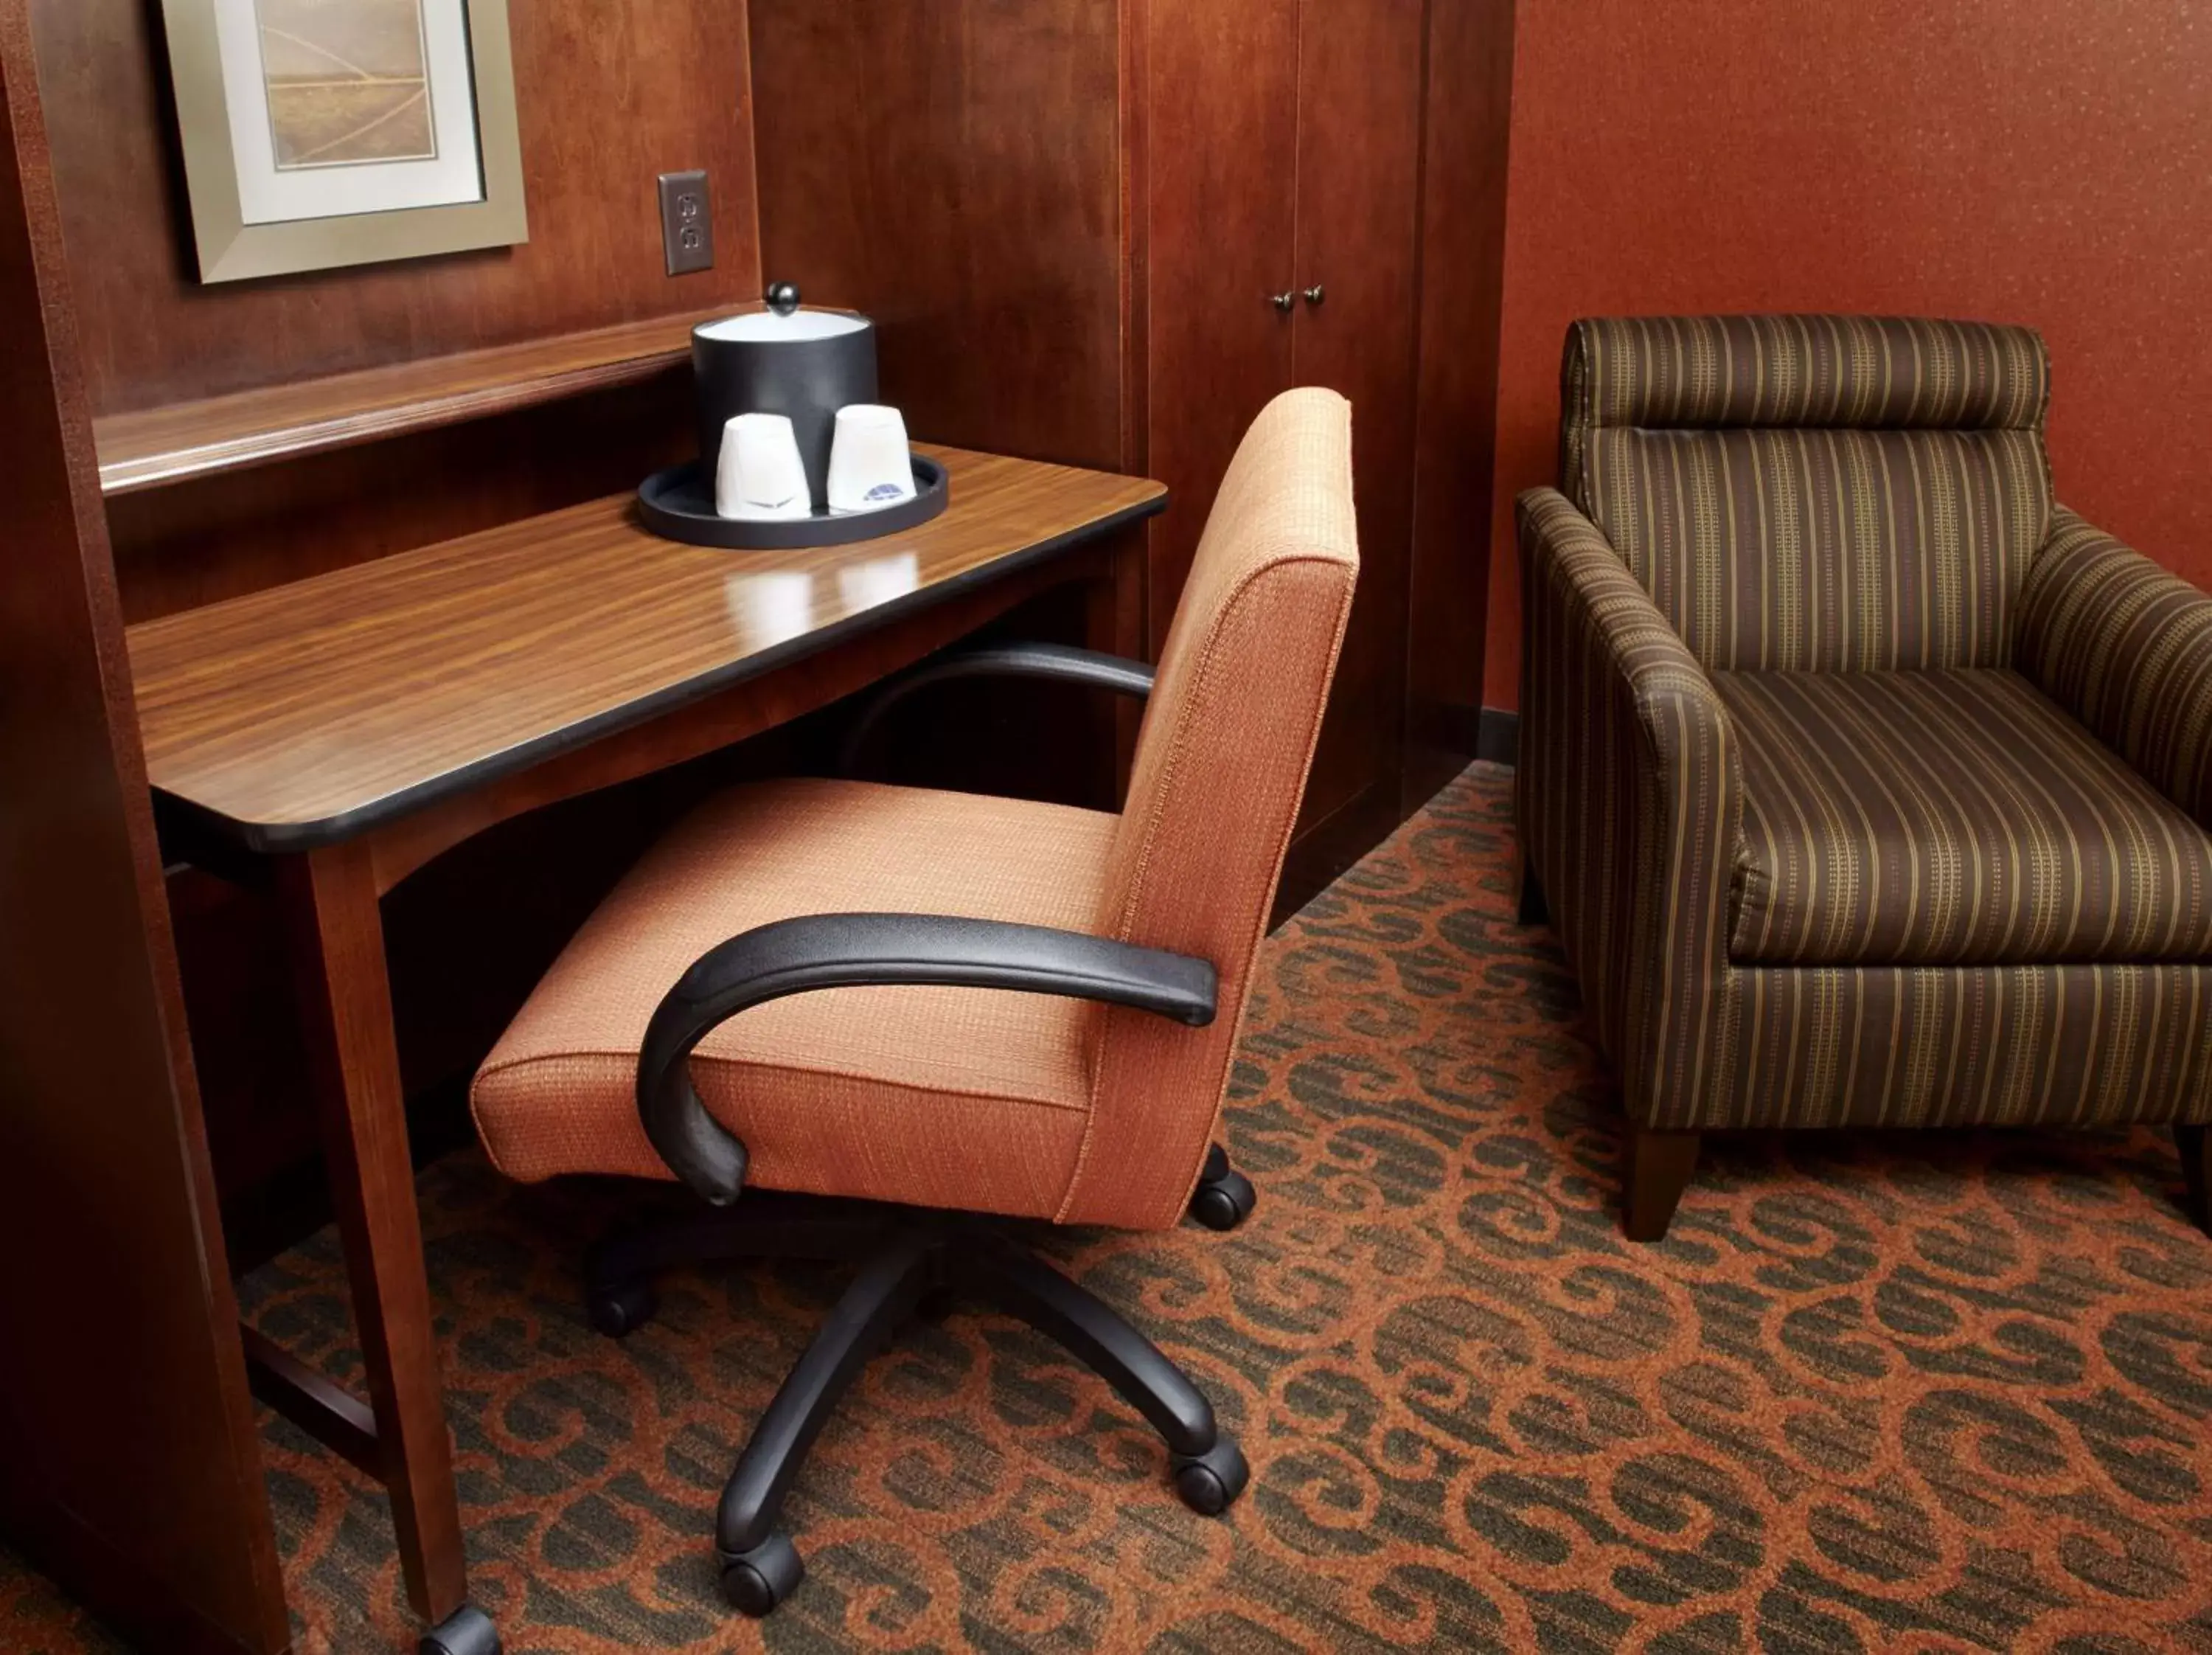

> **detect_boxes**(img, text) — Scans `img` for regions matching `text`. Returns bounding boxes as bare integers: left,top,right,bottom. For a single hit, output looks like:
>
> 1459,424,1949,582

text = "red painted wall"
1484,0,2212,709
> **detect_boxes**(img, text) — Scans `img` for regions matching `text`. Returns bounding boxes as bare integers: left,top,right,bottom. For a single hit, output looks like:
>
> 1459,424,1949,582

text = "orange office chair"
468,387,1358,1615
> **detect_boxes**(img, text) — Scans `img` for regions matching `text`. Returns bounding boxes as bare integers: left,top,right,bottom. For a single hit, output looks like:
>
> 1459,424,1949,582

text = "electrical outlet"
657,170,714,276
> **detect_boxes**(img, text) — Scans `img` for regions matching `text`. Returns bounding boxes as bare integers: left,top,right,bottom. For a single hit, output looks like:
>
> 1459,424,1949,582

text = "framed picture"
159,0,527,284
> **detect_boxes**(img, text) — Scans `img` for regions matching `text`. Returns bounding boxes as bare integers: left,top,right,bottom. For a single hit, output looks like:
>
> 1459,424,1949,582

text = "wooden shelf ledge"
92,304,752,496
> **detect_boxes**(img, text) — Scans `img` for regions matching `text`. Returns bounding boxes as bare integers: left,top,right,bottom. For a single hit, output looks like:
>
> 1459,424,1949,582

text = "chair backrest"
1060,387,1358,1229
1561,314,2053,672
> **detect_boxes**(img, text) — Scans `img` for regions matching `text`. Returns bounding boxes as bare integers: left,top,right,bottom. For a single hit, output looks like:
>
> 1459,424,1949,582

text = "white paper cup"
715,412,814,521
826,404,917,515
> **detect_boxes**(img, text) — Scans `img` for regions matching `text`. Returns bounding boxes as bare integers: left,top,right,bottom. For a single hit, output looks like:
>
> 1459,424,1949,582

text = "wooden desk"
127,445,1164,1640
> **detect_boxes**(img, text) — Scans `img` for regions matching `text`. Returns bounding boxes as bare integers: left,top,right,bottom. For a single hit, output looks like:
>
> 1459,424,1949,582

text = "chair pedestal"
582,1176,1254,1617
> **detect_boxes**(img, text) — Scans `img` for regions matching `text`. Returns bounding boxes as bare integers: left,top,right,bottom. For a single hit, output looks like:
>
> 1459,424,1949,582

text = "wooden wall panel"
1285,0,1425,846
28,0,763,415
1403,0,1514,805
110,372,696,621
1142,0,1299,649
748,0,1127,471
21,0,779,1283
0,7,286,1648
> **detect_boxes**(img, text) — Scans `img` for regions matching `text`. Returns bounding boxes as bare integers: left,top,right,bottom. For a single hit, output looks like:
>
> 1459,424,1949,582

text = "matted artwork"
159,0,527,282
258,0,440,170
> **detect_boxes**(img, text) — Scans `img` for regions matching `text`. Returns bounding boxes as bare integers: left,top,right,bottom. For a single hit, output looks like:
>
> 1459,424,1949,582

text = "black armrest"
838,642,1155,774
637,912,1216,1204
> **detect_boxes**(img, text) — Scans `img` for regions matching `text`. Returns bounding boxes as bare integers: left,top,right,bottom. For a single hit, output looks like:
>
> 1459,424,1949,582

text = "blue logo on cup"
865,482,907,502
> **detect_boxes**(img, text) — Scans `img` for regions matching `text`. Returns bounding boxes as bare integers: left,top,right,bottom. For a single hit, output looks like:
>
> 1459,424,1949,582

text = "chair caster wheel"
719,1533,804,1616
418,1604,500,1655
585,1278,657,1338
1188,1145,1256,1232
1172,1435,1250,1516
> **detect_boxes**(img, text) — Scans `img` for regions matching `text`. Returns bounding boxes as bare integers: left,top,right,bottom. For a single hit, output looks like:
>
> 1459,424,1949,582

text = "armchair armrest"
2020,507,2212,828
839,642,1155,773
638,912,1217,1204
1516,488,1742,1127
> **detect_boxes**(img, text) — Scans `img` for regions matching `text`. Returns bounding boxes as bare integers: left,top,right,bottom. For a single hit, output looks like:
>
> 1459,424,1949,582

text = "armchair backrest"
1561,314,2052,671
1061,387,1358,1229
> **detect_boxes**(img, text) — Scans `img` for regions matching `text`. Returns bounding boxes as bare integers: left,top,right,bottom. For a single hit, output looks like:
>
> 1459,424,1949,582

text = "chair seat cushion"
470,778,1119,1215
1716,669,2212,966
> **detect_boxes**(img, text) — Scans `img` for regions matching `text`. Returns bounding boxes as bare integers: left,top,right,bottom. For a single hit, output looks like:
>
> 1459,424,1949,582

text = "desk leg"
278,842,468,1627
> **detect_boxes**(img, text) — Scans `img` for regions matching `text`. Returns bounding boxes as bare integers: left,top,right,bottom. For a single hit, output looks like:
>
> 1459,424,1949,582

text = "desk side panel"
0,17,287,1652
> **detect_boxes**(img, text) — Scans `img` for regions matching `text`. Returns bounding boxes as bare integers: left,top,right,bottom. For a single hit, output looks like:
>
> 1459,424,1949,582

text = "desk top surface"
127,444,1165,853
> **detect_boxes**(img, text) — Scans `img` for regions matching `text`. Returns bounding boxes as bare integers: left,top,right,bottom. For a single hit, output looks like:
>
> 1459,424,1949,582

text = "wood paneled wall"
0,9,285,1647
1141,0,1297,648
18,0,775,1236
1403,0,1514,802
109,375,698,621
748,0,1130,472
748,0,1514,914
31,0,763,415
29,0,768,622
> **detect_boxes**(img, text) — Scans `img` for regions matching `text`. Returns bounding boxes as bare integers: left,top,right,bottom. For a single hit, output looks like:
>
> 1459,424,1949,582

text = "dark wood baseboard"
1402,697,1480,818
1475,707,1518,767
1274,779,1408,926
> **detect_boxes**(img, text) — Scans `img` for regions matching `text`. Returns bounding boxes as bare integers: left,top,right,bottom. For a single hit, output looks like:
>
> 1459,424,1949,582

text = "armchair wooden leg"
2177,1123,2211,1235
1623,1126,1700,1242
1517,856,1548,926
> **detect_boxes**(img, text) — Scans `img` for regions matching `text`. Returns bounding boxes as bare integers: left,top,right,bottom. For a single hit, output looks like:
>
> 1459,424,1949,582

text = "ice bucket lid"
695,308,869,344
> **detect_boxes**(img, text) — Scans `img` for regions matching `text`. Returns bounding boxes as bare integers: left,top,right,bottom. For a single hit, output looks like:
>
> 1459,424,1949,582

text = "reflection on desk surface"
723,551,918,650
836,549,921,614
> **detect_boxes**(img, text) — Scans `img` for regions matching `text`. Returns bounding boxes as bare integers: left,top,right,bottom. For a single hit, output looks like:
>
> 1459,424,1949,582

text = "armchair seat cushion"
1717,668,2212,966
470,777,1119,1213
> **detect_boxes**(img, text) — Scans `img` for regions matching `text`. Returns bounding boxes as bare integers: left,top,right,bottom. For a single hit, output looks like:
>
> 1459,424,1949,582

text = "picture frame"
158,0,528,285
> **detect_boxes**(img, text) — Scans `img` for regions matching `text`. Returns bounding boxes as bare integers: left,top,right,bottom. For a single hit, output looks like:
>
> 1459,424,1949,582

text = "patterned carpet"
7,761,2212,1654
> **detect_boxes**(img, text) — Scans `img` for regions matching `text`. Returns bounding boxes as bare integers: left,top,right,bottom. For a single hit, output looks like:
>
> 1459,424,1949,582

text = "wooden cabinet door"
1143,0,1301,650
1281,0,1427,880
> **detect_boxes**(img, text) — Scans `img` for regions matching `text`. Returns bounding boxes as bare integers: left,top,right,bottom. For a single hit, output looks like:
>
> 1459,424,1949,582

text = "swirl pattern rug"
7,762,2212,1653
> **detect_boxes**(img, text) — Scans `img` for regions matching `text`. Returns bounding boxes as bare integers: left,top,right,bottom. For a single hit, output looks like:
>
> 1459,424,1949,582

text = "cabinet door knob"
1270,291,1295,313
1303,284,1325,305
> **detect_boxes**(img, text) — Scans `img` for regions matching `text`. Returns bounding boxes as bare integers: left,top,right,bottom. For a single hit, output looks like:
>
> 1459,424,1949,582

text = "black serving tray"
636,455,948,550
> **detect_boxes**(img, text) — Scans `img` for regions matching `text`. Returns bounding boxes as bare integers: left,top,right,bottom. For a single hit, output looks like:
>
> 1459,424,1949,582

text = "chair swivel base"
582,1173,1256,1618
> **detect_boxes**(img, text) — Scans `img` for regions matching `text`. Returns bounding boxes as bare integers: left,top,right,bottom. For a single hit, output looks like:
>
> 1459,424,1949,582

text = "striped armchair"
1516,315,2212,1241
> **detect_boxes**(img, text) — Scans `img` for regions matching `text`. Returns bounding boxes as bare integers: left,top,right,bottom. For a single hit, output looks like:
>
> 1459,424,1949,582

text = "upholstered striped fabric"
1721,963,2212,1131
1718,668,2212,965
1561,315,2050,442
2020,507,2212,830
1516,486,1742,1125
1562,316,2053,673
1517,480,2212,1136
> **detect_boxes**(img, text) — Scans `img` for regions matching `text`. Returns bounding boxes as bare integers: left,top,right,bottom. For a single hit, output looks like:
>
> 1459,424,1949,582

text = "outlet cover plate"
657,170,714,277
